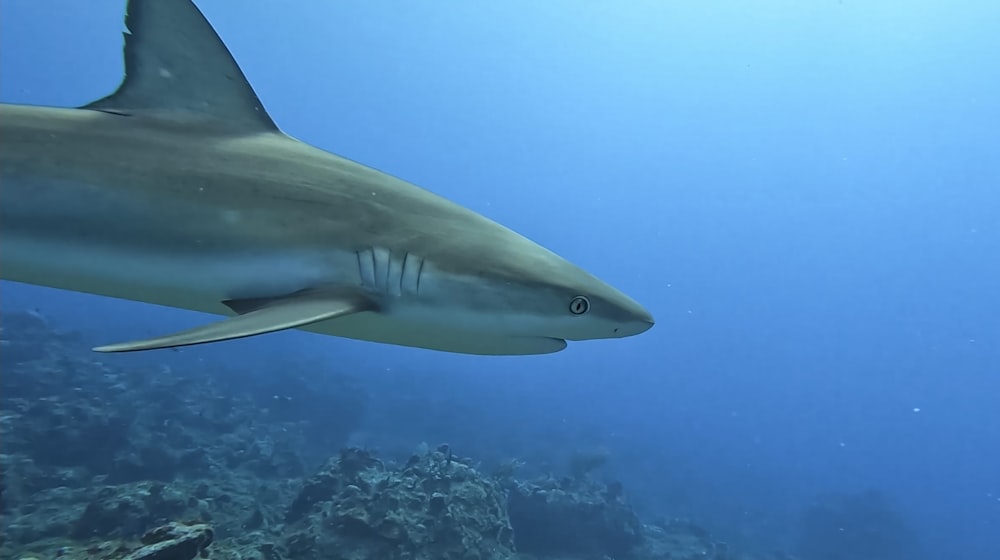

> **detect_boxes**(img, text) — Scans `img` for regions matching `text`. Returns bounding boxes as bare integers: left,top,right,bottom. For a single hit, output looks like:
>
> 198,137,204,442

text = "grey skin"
0,0,653,355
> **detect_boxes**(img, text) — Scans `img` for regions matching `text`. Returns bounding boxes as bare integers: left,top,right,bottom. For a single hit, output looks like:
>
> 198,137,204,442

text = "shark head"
317,185,655,354
401,230,655,351
424,268,655,350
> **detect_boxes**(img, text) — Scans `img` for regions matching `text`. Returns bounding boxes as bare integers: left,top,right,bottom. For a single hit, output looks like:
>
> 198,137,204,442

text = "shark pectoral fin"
93,290,376,353
82,0,279,133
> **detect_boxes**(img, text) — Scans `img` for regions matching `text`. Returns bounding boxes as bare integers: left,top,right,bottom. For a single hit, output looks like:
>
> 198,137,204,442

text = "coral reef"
0,311,784,560
121,522,214,560
506,475,641,557
636,519,735,560
0,311,361,557
284,446,514,560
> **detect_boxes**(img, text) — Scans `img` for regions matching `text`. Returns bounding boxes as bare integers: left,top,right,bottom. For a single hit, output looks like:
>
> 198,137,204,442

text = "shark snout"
619,311,654,337
636,306,655,327
638,313,655,332
607,296,654,338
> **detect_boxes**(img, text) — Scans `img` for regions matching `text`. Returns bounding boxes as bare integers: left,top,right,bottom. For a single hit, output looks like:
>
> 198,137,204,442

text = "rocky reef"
1,310,790,560
506,475,641,557
283,446,514,560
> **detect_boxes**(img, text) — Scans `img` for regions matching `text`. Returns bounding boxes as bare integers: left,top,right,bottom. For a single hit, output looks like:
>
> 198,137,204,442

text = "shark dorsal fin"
83,0,278,133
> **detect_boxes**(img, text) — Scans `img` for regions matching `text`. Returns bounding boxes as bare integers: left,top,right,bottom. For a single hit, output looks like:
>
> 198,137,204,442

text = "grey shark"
0,0,653,355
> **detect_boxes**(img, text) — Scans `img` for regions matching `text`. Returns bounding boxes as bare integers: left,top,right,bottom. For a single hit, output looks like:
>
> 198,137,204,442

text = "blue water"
2,1,998,558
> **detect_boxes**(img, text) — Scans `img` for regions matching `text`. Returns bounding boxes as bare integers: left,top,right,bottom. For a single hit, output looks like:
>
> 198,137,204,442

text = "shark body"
0,0,653,355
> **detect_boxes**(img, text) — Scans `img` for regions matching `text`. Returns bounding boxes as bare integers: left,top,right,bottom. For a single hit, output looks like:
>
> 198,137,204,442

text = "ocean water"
1,1,998,559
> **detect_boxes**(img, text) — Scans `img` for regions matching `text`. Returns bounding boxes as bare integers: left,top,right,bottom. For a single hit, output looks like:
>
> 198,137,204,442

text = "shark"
0,0,654,355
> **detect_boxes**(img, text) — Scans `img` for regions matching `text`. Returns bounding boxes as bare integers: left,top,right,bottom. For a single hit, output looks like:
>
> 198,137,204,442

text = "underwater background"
1,1,998,559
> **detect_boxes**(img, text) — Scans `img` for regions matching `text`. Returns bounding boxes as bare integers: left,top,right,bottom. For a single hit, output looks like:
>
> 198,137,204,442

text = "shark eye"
569,296,591,315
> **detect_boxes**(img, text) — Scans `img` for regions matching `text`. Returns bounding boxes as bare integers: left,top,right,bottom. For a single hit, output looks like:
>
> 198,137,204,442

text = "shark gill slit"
398,252,409,297
403,252,424,297
356,249,375,288
415,257,424,296
373,246,390,293
386,249,403,297
356,247,424,297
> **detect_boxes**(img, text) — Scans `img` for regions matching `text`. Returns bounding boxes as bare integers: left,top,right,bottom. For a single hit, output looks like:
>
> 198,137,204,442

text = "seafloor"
0,310,791,560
